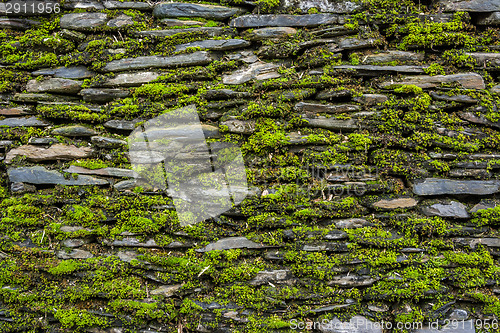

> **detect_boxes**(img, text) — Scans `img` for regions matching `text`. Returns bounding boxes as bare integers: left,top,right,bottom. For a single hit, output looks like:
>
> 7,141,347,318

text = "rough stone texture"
60,13,108,30
245,27,297,40
281,0,362,13
175,39,250,52
373,197,418,210
413,179,500,196
26,78,83,94
230,14,339,28
0,117,49,127
422,201,470,218
101,51,213,72
476,12,500,25
153,2,243,20
32,66,95,79
52,125,97,137
222,61,280,84
380,73,485,90
197,237,267,252
7,166,108,185
5,144,93,163
437,0,500,12
101,71,159,87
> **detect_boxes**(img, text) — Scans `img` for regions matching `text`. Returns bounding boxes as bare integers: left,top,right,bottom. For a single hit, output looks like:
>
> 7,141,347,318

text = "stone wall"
0,0,500,332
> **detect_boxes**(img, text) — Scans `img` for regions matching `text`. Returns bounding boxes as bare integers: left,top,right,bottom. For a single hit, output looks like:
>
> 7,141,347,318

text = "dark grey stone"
413,178,500,196
362,50,425,64
430,92,478,103
422,201,470,218
437,0,500,12
60,13,108,31
80,88,130,103
333,65,425,75
101,51,213,72
458,111,500,129
280,0,361,13
353,94,388,105
230,14,339,28
32,66,94,79
153,2,243,20
220,120,256,134
7,166,108,185
338,37,380,50
91,136,127,148
295,102,360,113
303,116,359,131
380,73,485,90
28,137,58,145
133,27,234,38
64,165,137,178
245,27,297,40
104,120,138,131
328,275,379,287
26,78,83,94
52,125,97,137
107,15,134,28
57,249,94,259
175,39,250,52
197,236,267,252
0,117,49,127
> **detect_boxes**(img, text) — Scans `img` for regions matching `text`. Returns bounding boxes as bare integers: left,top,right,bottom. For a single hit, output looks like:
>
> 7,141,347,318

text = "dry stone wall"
0,0,500,332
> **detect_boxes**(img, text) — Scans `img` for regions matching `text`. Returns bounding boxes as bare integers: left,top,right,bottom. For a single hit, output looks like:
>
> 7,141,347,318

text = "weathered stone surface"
316,89,352,100
150,284,183,297
422,201,470,218
466,52,500,66
133,27,233,38
28,137,58,145
320,316,383,333
62,238,90,248
303,116,359,131
458,111,500,129
7,166,108,185
104,1,151,10
223,61,280,85
430,92,478,103
107,15,134,28
204,89,251,100
5,144,93,163
102,72,159,87
281,0,361,13
373,197,418,210
26,78,83,94
103,237,159,248
197,237,266,252
492,84,500,94
57,249,94,259
413,178,500,196
175,39,250,52
353,94,388,105
0,18,38,30
153,2,243,20
328,275,379,287
80,88,130,103
64,165,137,178
160,18,204,27
230,14,339,28
32,66,94,79
476,12,500,25
333,218,371,229
220,120,256,134
338,37,380,50
380,73,485,90
0,107,32,116
455,238,500,248
245,27,297,40
104,120,138,131
101,51,213,72
249,270,292,286
13,93,79,103
61,0,104,10
60,13,108,31
0,117,49,127
52,126,97,137
91,136,127,148
295,102,360,113
437,0,500,12
362,50,425,64
334,65,425,75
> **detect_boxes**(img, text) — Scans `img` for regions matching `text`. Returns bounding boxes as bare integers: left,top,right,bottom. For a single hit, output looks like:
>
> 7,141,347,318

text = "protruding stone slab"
52,125,97,137
436,0,500,12
281,0,361,13
7,166,108,185
101,51,213,72
150,284,183,297
80,88,130,103
197,236,266,252
303,116,359,131
26,78,83,94
5,144,93,163
373,197,418,210
466,52,500,66
32,66,94,79
422,201,470,218
57,249,94,259
153,2,243,20
133,27,233,38
175,39,250,52
245,27,297,40
64,165,137,178
413,178,500,196
230,14,339,28
102,72,159,87
362,50,425,64
104,120,138,131
220,120,256,134
222,61,280,85
295,102,360,113
380,73,485,90
353,94,388,105
328,275,379,287
333,218,371,229
60,13,108,31
333,65,425,76
104,1,152,10
0,117,49,127
91,136,127,148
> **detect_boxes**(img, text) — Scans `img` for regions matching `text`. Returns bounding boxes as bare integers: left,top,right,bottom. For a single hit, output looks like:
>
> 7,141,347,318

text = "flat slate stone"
458,111,500,129
455,238,500,248
0,117,49,127
28,137,58,145
0,18,38,30
175,39,250,52
32,66,94,79
333,218,371,229
12,93,79,103
101,51,213,72
437,0,500,12
476,12,500,25
281,0,361,13
430,92,478,103
5,144,93,164
80,88,130,103
328,275,379,287
413,178,500,196
362,50,424,64
197,236,266,252
61,0,104,10
107,14,134,28
338,37,381,50
60,13,108,31
245,27,297,40
230,14,339,28
103,0,152,10
64,165,137,178
303,116,359,131
333,65,425,75
160,18,204,27
133,27,234,38
466,52,500,66
222,61,280,85
422,201,470,218
57,249,94,259
52,125,97,137
373,197,418,210
7,166,108,185
220,120,256,134
295,102,360,113
26,78,83,94
102,71,159,87
380,73,485,90
153,2,243,20
104,120,138,131
91,136,127,148
353,94,388,105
